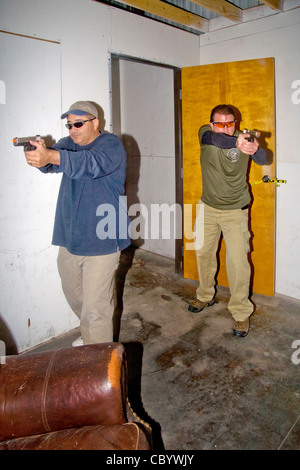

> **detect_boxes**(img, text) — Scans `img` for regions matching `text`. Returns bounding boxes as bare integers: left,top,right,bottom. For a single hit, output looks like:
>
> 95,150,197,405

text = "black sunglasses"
65,118,95,130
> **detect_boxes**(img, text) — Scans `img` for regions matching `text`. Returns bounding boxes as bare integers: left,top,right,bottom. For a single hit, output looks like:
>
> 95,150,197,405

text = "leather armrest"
0,343,127,441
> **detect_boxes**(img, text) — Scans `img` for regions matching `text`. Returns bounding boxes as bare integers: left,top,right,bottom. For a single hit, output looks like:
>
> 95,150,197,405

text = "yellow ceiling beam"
190,0,243,22
114,0,209,32
258,0,282,10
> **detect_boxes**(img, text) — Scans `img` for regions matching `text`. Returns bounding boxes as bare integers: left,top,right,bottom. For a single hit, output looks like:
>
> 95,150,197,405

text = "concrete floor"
29,246,299,450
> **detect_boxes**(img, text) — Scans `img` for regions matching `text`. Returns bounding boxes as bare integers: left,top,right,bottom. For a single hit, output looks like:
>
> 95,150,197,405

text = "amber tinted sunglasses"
211,121,236,129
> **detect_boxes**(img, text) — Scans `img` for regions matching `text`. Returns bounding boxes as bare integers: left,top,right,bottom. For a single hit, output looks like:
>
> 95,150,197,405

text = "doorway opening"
110,54,183,274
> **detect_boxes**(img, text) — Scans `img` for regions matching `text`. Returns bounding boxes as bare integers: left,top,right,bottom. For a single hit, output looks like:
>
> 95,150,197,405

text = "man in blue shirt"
25,101,130,345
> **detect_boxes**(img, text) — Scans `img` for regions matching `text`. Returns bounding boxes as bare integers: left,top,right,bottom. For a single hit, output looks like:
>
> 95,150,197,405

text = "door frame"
110,54,183,274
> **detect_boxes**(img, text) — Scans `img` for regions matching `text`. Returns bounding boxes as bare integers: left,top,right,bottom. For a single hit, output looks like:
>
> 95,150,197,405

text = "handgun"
13,135,41,151
242,129,261,142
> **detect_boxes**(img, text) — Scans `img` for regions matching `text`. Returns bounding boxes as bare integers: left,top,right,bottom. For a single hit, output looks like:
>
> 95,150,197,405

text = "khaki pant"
57,247,120,344
194,201,253,322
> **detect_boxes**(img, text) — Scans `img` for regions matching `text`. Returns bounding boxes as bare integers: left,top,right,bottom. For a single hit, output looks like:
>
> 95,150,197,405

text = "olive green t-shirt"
199,124,251,210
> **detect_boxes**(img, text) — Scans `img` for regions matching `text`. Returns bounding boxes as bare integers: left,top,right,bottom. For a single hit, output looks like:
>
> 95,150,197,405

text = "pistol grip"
24,143,37,151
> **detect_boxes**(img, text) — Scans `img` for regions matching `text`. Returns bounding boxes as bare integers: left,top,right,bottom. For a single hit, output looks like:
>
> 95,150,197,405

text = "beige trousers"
57,247,120,344
194,201,253,322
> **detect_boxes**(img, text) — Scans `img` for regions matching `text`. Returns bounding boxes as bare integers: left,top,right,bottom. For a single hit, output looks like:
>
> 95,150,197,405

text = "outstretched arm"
202,130,267,164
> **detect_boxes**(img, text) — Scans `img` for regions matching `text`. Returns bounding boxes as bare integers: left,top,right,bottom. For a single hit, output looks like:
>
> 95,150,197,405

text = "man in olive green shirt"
188,104,267,337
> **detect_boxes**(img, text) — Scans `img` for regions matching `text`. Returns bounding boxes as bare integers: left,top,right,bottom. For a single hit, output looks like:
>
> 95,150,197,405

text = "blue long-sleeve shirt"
39,132,131,255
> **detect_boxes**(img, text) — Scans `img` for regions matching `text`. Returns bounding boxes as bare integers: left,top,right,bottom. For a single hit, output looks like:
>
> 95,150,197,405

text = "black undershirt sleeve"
202,130,237,148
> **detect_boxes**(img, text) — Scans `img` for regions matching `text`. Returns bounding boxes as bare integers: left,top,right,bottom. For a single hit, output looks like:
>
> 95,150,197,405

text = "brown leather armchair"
0,343,151,450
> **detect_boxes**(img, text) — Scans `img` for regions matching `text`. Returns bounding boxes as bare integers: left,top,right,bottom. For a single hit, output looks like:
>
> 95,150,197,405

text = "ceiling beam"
114,0,209,33
190,0,243,22
258,0,282,10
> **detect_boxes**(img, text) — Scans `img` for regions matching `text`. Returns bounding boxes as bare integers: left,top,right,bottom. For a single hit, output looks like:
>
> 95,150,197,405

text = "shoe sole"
188,299,215,313
72,338,84,347
233,326,249,337
233,330,249,337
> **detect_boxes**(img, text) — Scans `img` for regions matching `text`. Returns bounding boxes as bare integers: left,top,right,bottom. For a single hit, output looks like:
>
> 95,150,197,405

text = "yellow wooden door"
182,58,275,296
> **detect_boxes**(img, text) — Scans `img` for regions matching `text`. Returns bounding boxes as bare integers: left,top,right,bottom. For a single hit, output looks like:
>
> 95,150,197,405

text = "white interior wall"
0,33,74,352
0,0,200,352
109,6,200,70
199,2,300,300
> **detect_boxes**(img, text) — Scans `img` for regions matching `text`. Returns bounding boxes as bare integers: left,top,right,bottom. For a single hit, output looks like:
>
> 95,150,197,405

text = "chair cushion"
0,422,150,450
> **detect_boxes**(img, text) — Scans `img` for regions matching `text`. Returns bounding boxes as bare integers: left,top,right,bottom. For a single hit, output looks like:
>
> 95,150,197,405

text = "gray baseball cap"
61,101,98,119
